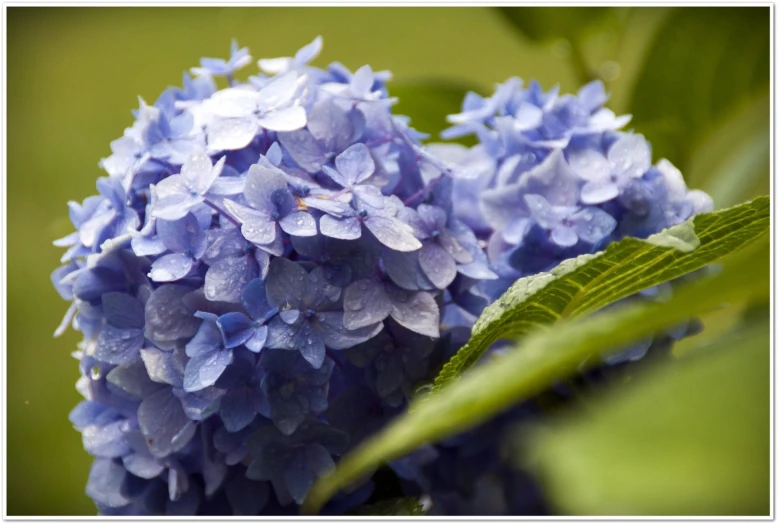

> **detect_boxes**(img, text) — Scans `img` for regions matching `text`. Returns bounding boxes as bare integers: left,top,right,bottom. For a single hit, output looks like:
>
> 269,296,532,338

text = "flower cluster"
52,37,494,515
53,38,713,516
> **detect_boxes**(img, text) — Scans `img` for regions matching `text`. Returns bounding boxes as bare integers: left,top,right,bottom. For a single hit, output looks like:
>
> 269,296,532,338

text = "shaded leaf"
351,497,425,516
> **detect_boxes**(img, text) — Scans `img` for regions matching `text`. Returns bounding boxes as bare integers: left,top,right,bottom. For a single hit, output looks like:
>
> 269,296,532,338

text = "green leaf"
629,7,769,171
302,227,769,514
351,497,425,516
495,7,610,43
434,196,769,391
389,79,484,143
521,319,770,515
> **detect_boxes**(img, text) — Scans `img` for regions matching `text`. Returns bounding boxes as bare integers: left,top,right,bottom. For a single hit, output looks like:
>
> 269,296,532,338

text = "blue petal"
94,325,144,365
277,130,326,173
266,258,307,309
242,277,272,320
101,292,145,329
122,452,165,479
316,311,381,351
306,443,336,477
148,253,195,282
86,458,131,508
156,213,203,254
217,312,255,348
204,254,258,303
206,116,259,152
220,387,260,432
245,326,268,353
82,418,131,458
183,348,234,392
419,242,457,290
139,347,185,388
284,450,316,505
137,388,196,458
143,284,200,349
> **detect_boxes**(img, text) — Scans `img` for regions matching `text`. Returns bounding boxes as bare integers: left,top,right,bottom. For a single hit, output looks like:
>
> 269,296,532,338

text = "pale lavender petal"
608,133,651,179
386,287,440,338
568,149,610,182
319,214,362,241
581,179,620,204
257,106,307,132
335,143,375,185
149,253,195,282
551,224,578,247
365,215,422,252
569,207,617,244
206,88,259,118
244,164,288,213
207,117,259,152
278,211,317,237
256,71,300,112
223,200,276,246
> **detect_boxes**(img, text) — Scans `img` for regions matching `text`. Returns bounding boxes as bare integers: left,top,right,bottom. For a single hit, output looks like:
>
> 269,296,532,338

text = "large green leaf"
521,319,769,515
302,231,769,513
629,7,769,171
433,196,769,391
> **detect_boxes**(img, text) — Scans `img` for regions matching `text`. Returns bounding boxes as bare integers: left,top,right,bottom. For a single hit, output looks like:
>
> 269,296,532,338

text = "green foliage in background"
6,6,770,516
523,317,770,515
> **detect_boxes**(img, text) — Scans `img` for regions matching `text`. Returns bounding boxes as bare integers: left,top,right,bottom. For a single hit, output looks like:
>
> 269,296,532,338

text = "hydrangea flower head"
52,37,496,515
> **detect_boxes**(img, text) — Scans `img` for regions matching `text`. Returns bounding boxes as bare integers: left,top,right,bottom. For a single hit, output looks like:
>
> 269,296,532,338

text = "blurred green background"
6,6,769,515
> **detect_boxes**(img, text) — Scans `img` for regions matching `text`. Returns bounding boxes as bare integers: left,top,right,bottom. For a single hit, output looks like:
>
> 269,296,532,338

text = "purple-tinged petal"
608,133,651,179
137,388,196,457
220,388,261,432
419,242,457,290
284,451,316,505
386,287,440,338
277,130,326,173
245,326,268,353
140,347,185,388
266,258,307,309
316,311,382,351
144,284,200,345
343,279,391,330
568,149,610,182
244,164,288,213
